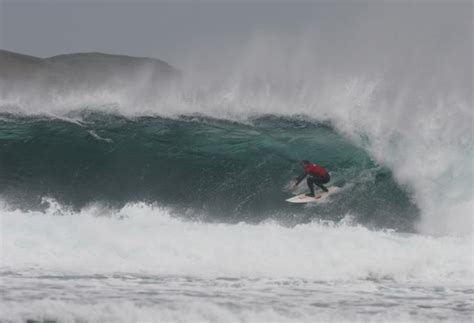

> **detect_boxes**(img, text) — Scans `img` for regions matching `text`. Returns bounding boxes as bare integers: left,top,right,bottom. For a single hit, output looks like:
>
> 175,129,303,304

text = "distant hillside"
0,50,181,97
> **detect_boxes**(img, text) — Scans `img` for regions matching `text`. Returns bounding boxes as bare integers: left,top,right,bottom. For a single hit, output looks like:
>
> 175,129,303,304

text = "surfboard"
286,186,338,204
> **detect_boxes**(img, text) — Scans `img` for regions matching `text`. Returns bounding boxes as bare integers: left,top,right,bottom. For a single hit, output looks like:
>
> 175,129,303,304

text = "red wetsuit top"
295,163,329,186
303,163,328,177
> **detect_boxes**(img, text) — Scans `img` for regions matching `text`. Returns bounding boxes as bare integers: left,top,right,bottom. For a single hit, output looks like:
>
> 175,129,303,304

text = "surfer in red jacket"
294,160,330,197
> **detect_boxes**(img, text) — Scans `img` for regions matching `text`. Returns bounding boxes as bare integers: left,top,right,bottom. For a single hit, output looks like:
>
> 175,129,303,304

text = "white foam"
0,298,438,323
1,202,472,283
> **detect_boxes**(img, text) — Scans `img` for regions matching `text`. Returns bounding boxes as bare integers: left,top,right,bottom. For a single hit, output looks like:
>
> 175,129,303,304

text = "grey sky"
1,1,341,66
0,0,472,80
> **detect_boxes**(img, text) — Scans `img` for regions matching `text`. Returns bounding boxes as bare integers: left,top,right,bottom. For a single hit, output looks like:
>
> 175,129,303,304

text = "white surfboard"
286,186,338,204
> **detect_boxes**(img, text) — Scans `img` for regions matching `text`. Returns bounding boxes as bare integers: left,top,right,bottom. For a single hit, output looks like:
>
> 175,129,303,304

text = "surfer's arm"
294,173,307,186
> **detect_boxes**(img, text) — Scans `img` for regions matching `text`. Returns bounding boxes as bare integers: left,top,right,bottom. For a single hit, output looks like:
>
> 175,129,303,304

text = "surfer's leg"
306,177,315,197
313,174,330,192
315,183,329,192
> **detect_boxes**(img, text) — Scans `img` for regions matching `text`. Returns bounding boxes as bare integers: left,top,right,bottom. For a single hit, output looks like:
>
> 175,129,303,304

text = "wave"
0,113,417,231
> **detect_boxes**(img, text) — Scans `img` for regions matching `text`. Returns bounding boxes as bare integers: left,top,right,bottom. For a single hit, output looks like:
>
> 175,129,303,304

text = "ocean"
0,10,473,320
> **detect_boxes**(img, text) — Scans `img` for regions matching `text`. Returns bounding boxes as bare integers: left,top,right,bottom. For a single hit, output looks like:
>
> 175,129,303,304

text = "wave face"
0,112,417,231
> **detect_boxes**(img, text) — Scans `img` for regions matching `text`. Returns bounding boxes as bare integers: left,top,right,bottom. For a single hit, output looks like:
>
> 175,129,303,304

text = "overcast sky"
0,0,472,72
1,1,343,65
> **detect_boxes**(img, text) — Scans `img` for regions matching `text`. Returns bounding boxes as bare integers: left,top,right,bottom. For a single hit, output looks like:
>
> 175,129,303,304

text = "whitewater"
1,202,472,322
1,3,473,323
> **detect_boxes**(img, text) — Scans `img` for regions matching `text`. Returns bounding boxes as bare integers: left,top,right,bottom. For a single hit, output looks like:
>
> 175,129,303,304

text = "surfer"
293,160,330,197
